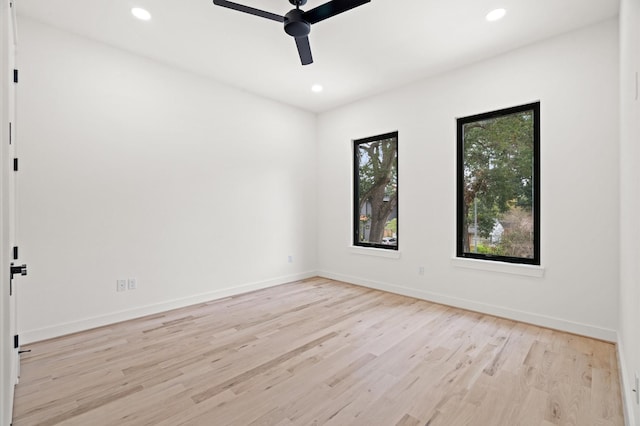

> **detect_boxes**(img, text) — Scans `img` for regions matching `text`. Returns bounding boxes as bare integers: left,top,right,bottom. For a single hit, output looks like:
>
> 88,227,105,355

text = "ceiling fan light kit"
212,0,371,65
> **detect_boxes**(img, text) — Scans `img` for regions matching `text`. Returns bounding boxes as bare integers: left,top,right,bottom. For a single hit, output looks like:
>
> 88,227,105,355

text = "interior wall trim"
616,334,635,426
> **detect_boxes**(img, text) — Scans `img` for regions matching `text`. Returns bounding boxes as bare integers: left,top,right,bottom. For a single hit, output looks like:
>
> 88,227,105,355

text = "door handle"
10,264,27,280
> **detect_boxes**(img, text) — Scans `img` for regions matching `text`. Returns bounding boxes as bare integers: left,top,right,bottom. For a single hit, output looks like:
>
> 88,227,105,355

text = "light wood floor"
13,277,624,425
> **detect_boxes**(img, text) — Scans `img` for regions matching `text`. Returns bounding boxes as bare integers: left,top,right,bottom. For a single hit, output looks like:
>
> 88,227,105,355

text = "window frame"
353,131,399,251
456,102,541,265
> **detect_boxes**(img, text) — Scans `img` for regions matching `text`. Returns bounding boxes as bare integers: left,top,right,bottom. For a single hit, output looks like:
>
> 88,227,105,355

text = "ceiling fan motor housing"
284,9,311,37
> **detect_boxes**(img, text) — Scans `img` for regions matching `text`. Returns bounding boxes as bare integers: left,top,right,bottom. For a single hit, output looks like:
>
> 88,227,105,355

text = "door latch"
9,263,27,295
10,264,27,280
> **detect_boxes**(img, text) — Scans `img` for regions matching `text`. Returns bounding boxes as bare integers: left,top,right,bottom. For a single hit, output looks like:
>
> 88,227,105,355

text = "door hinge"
9,122,12,145
13,246,18,260
13,69,18,83
13,158,18,171
14,335,19,349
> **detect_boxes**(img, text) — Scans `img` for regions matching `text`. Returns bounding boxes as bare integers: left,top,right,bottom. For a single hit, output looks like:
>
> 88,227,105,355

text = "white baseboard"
318,270,617,342
617,335,637,426
21,271,317,345
22,269,618,345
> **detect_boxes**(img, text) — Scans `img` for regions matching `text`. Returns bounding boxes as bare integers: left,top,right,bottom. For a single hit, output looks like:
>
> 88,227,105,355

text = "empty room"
1,0,639,424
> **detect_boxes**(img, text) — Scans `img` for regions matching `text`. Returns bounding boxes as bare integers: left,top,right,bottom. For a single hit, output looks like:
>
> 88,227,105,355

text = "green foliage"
475,243,504,256
462,110,535,256
385,218,397,234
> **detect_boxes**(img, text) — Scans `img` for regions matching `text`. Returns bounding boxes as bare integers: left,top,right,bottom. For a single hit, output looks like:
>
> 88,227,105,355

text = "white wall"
16,18,317,343
619,0,640,423
317,19,620,341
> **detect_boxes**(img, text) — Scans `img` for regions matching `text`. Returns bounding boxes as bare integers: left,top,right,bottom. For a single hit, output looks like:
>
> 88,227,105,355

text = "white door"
8,0,19,383
1,0,20,423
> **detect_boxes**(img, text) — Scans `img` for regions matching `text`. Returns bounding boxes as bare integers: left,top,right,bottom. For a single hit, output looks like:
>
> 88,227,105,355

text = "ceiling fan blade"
303,0,371,25
212,0,285,22
295,36,313,65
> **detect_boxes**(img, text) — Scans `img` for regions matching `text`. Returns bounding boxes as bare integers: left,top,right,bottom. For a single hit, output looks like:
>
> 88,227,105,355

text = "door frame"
1,0,18,423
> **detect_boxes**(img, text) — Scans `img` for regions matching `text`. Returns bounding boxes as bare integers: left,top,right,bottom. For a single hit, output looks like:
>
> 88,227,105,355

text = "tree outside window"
457,103,540,265
354,132,398,249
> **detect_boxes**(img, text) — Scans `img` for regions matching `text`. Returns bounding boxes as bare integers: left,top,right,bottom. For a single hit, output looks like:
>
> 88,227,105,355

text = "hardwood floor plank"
13,278,624,425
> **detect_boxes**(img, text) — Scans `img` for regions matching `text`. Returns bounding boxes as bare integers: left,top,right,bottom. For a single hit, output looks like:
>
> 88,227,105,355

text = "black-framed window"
457,102,540,265
353,132,398,250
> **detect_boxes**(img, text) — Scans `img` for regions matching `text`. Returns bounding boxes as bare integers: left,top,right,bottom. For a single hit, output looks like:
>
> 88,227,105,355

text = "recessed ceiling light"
131,7,151,21
311,84,323,93
486,8,506,22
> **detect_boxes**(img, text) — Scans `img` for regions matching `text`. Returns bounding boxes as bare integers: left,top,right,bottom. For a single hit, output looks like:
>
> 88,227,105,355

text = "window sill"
348,246,401,259
451,257,544,277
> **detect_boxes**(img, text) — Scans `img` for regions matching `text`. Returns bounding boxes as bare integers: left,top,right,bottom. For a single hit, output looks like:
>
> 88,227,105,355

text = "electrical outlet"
128,278,137,290
288,255,293,263
418,266,425,276
116,279,127,292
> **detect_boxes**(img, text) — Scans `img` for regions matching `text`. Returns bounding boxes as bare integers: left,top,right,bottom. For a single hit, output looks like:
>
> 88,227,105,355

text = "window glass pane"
457,103,539,264
354,133,398,249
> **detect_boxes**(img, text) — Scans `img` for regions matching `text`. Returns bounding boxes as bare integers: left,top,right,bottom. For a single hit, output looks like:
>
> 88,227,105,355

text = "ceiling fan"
212,0,371,65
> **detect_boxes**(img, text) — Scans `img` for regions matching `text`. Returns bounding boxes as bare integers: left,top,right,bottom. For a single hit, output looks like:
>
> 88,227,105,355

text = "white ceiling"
16,0,619,113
